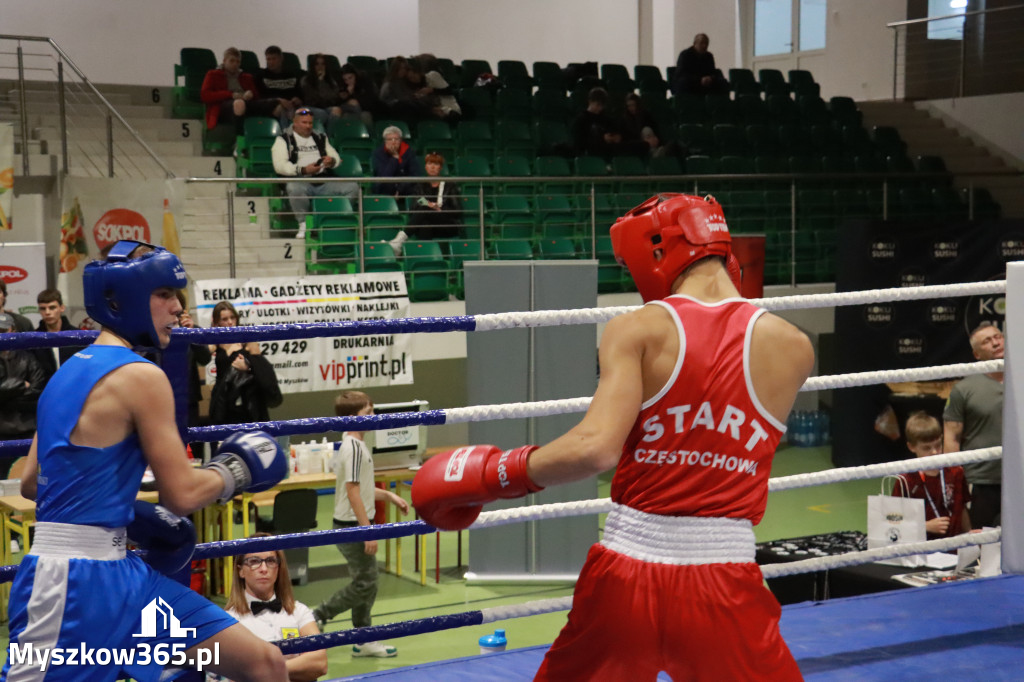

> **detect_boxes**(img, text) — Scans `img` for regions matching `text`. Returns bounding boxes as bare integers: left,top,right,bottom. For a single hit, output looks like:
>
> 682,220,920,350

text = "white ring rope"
444,398,593,424
442,361,999,425
759,529,1001,579
469,447,1001,530
469,530,1002,626
472,281,1005,330
802,360,1002,392
481,597,575,624
768,447,1002,492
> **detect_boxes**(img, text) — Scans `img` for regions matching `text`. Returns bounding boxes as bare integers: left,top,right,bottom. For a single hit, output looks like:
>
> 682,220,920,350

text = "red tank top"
611,295,785,524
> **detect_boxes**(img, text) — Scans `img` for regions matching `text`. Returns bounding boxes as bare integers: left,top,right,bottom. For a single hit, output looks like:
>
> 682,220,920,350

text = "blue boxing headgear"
83,241,187,347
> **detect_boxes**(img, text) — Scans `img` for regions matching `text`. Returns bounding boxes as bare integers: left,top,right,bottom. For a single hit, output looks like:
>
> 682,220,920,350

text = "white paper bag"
867,476,926,567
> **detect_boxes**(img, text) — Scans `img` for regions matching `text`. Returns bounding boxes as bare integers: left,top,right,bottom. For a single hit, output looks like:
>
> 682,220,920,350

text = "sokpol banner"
57,176,185,326
0,123,12,230
194,272,414,393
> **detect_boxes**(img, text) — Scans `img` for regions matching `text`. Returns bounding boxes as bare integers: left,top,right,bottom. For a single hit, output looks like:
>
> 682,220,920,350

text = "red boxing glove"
412,445,543,531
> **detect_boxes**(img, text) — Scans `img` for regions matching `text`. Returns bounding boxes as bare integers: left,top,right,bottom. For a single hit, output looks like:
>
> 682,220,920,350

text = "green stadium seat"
403,241,450,302
533,61,566,91
767,95,799,126
448,238,484,299
361,195,406,228
729,69,762,96
495,89,533,122
306,53,342,73
282,52,302,75
736,94,770,125
677,124,715,156
490,239,534,260
240,50,261,76
415,120,456,160
534,120,572,156
672,94,705,124
758,69,791,96
534,156,574,195
713,124,747,156
460,59,493,88
537,238,579,260
457,121,494,159
601,63,634,92
359,242,402,272
498,60,533,91
173,48,216,119
495,120,535,158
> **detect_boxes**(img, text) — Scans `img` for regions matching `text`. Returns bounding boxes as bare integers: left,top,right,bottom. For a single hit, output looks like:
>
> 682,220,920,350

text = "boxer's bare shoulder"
749,313,814,421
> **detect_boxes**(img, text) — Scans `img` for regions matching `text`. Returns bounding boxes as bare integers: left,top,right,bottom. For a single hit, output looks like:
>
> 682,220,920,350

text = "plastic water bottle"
798,411,811,447
479,629,507,655
817,410,830,446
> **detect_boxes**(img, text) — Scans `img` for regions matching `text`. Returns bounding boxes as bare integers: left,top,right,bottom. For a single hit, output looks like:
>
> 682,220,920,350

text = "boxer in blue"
3,241,289,681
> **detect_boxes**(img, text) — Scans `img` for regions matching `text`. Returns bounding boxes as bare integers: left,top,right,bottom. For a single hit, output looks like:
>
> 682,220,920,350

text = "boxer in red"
413,194,812,681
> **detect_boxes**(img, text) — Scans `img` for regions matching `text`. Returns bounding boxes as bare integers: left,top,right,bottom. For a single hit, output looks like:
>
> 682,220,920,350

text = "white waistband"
600,503,755,565
29,522,127,561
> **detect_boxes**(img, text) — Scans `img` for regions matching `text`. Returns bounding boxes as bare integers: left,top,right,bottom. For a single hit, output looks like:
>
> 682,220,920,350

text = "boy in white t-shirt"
313,391,409,658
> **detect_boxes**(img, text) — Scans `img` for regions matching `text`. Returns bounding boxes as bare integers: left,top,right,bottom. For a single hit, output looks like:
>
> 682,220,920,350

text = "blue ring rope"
0,409,452,456
0,316,478,352
0,521,436,582
275,610,485,656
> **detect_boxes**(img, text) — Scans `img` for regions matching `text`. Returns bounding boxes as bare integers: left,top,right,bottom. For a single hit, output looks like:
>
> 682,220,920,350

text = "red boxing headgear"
609,193,739,302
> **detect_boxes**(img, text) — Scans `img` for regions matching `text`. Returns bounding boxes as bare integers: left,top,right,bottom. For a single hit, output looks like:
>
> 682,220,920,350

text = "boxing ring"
1,267,1022,681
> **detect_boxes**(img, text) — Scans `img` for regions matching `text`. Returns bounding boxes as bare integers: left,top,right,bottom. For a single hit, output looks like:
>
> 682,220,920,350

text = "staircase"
3,81,304,282
857,100,1023,218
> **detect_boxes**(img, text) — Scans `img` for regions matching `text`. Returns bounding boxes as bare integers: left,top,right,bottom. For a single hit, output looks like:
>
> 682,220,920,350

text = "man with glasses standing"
272,108,353,239
312,391,409,658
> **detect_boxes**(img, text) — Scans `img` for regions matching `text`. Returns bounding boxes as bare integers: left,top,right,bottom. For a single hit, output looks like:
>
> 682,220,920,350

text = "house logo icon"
132,597,197,639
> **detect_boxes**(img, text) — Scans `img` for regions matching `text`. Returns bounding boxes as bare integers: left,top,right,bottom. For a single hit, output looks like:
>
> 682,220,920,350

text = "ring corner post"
1002,263,1023,574
162,335,191,444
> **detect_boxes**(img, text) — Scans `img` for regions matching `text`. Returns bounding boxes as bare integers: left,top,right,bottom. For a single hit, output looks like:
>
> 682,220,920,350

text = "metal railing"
0,34,173,178
184,169,1020,289
889,4,1024,100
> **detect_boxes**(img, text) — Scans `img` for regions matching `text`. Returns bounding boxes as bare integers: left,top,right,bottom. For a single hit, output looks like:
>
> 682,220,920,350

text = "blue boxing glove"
127,501,196,575
204,431,287,503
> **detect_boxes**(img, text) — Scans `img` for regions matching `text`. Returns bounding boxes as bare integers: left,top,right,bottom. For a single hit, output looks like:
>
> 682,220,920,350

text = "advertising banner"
833,218,1023,467
57,176,185,325
0,242,46,326
194,272,413,394
0,123,12,230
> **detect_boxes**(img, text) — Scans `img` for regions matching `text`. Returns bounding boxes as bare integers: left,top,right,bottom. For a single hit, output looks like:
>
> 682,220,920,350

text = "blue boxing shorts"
3,522,236,682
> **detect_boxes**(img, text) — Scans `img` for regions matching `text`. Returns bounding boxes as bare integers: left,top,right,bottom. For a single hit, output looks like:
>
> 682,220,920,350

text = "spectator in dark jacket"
257,45,304,126
571,87,648,161
34,288,84,382
371,125,422,196
207,301,282,425
0,281,32,332
0,312,46,478
672,33,729,96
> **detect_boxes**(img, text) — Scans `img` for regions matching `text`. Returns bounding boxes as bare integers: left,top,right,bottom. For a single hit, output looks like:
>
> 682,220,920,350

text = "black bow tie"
251,598,282,615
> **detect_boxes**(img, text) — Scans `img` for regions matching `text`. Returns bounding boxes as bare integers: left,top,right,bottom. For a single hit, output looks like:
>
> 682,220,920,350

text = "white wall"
0,0,419,86
3,0,905,100
922,93,1024,168
819,0,905,101
418,0,640,69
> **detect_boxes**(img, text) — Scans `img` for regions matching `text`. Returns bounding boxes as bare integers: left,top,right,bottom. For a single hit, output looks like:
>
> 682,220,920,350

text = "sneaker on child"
352,641,398,658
